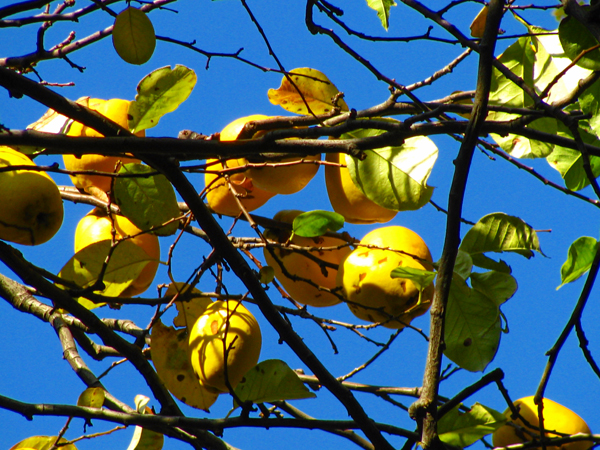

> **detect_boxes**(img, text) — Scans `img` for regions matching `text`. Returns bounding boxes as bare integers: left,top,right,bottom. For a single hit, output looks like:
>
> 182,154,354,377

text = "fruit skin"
205,157,276,217
74,207,160,297
263,210,352,307
337,226,433,329
188,300,262,393
0,146,64,246
492,396,592,450
63,98,142,198
325,152,397,224
236,114,320,195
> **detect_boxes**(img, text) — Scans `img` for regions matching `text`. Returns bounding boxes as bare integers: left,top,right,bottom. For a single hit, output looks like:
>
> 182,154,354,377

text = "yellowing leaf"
167,282,213,330
77,387,105,408
366,0,396,31
127,399,164,450
10,436,77,450
470,5,488,38
234,359,316,406
129,65,197,133
112,7,156,65
58,240,152,307
268,68,349,115
151,319,219,411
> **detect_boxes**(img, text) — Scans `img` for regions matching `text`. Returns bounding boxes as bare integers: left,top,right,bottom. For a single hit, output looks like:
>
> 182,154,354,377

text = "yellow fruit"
325,152,397,224
63,98,142,198
0,146,64,245
263,210,352,307
337,226,433,329
492,396,592,450
188,300,262,393
228,114,319,195
205,157,276,216
74,207,160,297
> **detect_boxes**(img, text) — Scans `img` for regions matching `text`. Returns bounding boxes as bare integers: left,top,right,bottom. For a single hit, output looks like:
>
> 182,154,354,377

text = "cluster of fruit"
209,115,434,329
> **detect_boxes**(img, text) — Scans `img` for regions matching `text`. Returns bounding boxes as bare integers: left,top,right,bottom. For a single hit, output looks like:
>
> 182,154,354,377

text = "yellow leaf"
268,68,349,115
150,319,219,411
77,387,105,408
167,282,213,330
10,436,77,450
470,5,488,38
112,7,156,65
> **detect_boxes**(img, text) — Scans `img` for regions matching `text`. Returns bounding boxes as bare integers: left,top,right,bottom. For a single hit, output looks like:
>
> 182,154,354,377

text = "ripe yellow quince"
325,152,397,224
188,300,262,393
0,146,64,246
63,98,142,200
337,226,433,329
263,210,352,307
74,207,160,297
492,396,592,450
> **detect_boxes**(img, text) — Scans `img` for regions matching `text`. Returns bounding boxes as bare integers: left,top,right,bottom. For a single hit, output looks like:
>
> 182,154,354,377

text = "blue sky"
1,1,599,449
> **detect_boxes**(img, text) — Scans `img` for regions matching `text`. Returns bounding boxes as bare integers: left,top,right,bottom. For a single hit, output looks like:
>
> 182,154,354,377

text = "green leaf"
438,403,507,448
559,15,600,70
268,67,349,115
259,265,275,284
114,163,181,236
234,359,316,406
391,266,436,291
444,275,502,372
471,271,518,307
579,79,600,137
129,65,197,133
77,387,105,408
344,130,437,211
366,0,396,30
292,210,344,238
10,436,78,450
112,7,156,65
459,213,544,261
546,123,600,191
454,250,473,280
470,254,511,274
558,236,599,289
58,240,151,306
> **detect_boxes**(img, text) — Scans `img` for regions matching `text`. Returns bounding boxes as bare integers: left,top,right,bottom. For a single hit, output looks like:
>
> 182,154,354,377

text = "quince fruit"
0,146,64,245
263,210,352,307
325,152,397,224
337,225,433,329
63,98,142,200
188,300,262,393
74,207,160,297
492,396,592,450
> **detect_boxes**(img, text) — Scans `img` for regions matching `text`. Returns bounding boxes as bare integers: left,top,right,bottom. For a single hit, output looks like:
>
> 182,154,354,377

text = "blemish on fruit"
211,320,219,334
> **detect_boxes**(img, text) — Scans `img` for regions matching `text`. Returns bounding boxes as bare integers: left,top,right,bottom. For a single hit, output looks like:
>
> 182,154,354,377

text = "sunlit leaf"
151,320,218,411
366,0,396,31
470,5,488,38
9,436,77,450
579,79,600,137
345,131,437,211
439,403,506,448
129,65,197,133
112,7,155,65
58,240,151,307
444,275,502,372
471,271,517,307
470,254,511,274
127,398,164,450
292,210,344,238
268,68,349,115
546,123,600,191
77,387,105,408
114,163,181,236
234,359,316,406
558,236,599,289
390,266,436,291
559,15,600,71
459,213,544,261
